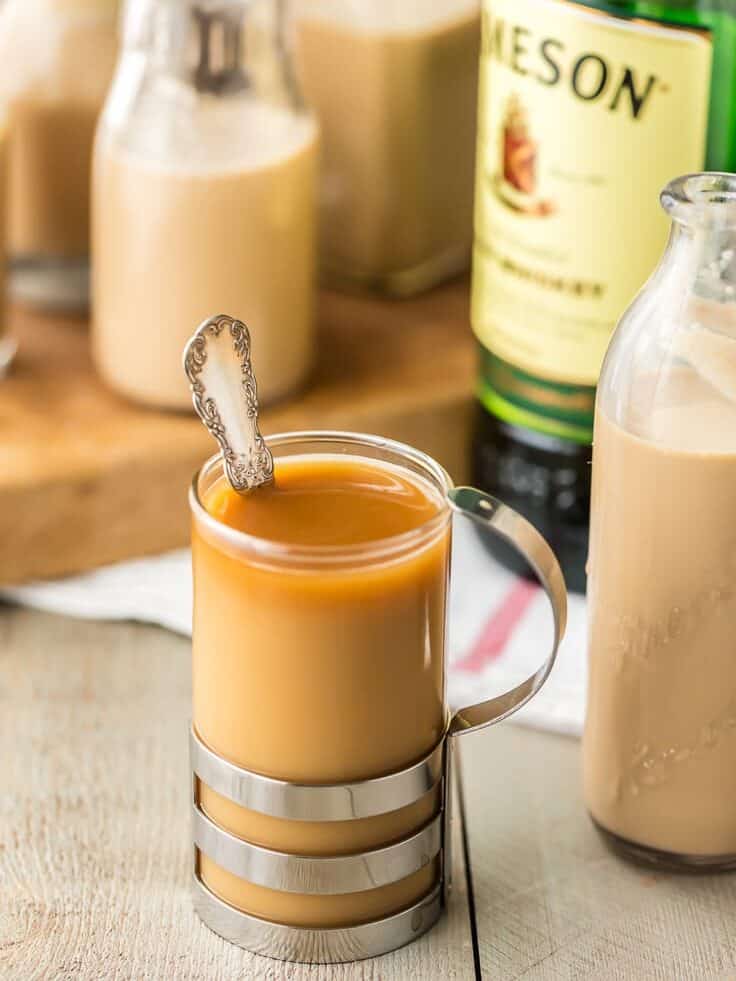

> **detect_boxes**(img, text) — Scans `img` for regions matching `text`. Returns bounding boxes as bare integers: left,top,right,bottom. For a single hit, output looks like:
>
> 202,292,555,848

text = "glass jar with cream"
584,174,736,870
92,0,318,409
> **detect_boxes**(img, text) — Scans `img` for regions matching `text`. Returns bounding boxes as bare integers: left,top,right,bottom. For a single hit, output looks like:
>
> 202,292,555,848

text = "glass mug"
189,432,566,963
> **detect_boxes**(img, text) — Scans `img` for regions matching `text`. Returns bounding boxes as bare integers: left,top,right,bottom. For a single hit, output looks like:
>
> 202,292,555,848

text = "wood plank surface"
459,724,736,980
0,282,474,585
0,608,476,981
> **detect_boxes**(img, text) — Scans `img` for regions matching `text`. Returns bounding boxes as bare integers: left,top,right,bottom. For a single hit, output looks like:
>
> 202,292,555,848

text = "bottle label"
471,0,712,442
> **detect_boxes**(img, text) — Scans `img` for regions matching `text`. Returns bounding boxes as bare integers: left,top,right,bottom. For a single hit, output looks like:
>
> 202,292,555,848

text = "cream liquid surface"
6,6,118,257
193,455,450,926
584,367,736,857
295,2,479,286
92,102,317,409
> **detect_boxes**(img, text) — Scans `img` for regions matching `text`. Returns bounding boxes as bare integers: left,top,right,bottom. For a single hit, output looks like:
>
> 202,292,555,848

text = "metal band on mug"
192,874,443,964
190,726,445,821
193,804,442,895
191,738,452,963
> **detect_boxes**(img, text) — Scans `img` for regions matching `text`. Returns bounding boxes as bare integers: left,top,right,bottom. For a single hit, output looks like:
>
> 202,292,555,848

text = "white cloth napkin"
1,517,587,736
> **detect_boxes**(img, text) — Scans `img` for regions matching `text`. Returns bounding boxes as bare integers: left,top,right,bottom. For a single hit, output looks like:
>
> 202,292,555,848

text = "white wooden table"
2,608,736,980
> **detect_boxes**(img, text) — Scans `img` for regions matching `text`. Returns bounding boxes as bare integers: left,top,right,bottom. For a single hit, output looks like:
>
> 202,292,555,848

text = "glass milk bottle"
92,0,318,410
0,0,120,310
294,0,480,296
584,173,736,870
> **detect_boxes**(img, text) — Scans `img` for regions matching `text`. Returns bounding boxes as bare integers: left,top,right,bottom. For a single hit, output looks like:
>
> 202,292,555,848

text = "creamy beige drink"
0,122,10,372
584,366,736,858
9,102,101,259
2,1,119,260
192,451,450,926
296,0,479,292
92,102,317,409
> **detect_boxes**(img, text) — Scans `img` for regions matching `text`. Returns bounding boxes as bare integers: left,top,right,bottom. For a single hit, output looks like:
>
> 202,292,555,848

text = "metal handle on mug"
447,487,568,738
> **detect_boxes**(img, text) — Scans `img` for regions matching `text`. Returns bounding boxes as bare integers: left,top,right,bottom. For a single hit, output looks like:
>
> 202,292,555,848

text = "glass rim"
189,430,454,567
661,172,736,227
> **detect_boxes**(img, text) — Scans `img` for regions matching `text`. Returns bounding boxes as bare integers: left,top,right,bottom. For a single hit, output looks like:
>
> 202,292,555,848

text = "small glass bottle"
92,0,318,410
294,0,480,296
584,173,736,870
0,0,120,310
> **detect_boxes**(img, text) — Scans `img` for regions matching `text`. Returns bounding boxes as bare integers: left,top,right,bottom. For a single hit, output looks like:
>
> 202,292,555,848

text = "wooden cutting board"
0,281,475,584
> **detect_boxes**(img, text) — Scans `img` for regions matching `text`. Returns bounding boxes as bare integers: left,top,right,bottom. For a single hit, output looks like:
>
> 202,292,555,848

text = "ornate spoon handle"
184,314,274,493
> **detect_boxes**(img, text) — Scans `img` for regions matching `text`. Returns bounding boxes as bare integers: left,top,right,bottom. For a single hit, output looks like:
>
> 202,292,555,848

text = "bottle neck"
654,175,736,314
662,220,736,312
192,6,247,94
122,0,299,106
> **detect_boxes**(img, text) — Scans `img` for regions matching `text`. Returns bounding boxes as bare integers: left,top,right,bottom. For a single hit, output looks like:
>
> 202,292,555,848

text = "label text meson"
483,12,660,120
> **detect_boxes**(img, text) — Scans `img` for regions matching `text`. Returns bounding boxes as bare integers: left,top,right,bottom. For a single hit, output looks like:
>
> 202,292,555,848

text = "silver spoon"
183,314,274,493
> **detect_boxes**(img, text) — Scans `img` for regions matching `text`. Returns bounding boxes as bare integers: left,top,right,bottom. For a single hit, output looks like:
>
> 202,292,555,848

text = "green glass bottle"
470,0,736,592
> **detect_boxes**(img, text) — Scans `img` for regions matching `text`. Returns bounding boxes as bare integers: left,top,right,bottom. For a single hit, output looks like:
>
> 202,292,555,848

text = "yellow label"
471,0,712,387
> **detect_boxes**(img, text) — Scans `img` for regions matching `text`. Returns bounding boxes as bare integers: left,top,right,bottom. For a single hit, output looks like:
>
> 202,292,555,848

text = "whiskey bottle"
471,0,736,591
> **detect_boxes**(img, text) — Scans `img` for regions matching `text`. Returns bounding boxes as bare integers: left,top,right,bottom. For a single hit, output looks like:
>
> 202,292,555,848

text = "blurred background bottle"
0,0,120,311
470,0,736,592
295,0,480,296
92,0,318,410
0,114,10,374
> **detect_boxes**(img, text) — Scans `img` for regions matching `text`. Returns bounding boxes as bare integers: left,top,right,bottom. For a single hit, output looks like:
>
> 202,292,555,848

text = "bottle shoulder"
97,54,317,174
565,0,735,26
599,281,736,450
